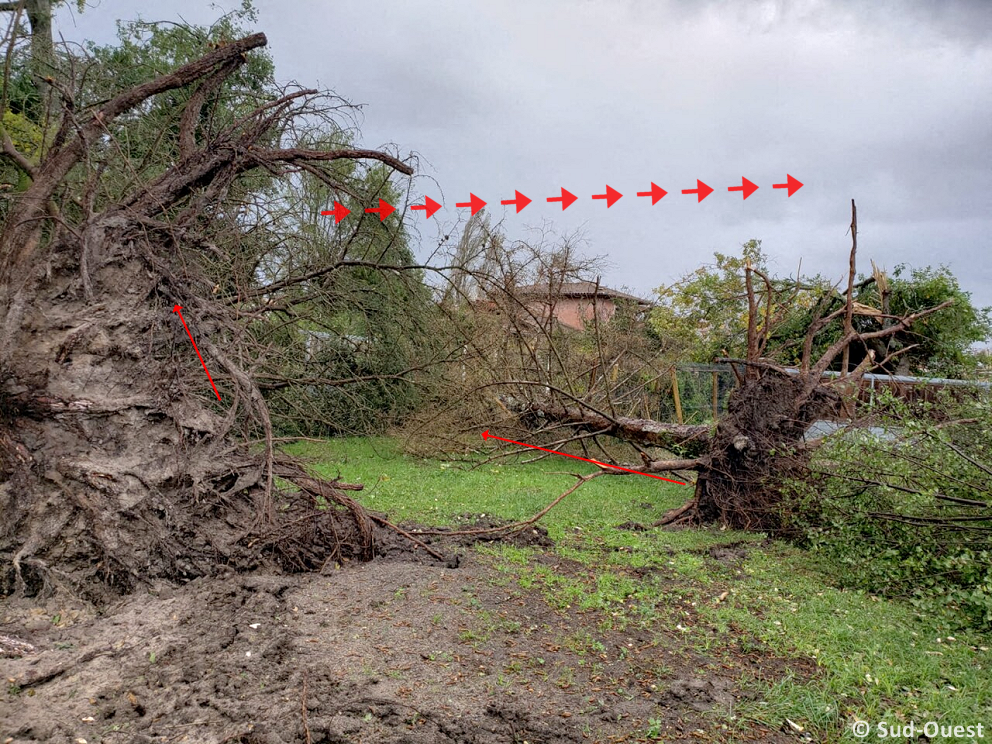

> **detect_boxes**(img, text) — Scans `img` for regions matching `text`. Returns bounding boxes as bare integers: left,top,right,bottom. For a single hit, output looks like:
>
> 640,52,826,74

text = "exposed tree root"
19,645,114,689
652,497,700,527
0,33,424,603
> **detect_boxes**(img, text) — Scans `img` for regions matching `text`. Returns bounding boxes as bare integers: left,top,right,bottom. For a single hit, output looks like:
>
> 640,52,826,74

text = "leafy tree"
0,0,77,121
649,239,770,362
257,160,440,435
650,240,991,377
856,264,991,376
74,9,438,436
0,0,74,189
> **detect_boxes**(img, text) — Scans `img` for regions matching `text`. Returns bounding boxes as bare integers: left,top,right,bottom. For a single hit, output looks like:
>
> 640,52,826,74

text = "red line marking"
173,305,221,402
482,430,687,485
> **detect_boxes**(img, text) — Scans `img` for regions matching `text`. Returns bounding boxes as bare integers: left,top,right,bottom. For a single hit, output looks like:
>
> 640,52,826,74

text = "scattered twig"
368,513,447,562
926,431,992,478
811,469,989,508
653,497,698,527
413,472,601,537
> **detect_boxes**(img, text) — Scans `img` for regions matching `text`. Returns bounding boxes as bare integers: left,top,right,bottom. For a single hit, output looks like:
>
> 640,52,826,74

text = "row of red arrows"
321,175,803,223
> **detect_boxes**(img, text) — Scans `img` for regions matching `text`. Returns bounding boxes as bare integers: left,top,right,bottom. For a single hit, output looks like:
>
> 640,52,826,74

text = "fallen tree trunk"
523,402,711,456
525,369,839,530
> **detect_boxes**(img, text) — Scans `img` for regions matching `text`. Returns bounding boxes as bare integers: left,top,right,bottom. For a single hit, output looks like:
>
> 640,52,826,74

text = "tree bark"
523,402,711,456
0,0,58,125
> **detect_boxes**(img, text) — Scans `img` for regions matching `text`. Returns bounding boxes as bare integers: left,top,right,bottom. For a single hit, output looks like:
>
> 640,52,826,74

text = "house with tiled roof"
514,280,653,331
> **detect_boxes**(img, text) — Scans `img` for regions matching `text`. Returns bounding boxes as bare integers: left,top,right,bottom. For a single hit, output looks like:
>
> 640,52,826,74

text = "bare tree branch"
840,199,857,377
520,401,711,455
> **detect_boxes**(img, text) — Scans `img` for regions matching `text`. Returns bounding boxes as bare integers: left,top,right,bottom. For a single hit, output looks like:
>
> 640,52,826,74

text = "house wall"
526,297,617,330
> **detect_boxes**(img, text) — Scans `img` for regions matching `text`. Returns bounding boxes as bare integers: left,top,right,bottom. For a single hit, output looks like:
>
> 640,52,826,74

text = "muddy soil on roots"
2,532,806,743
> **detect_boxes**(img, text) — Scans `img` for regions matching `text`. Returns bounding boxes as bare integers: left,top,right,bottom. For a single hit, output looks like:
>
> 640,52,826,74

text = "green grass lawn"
286,437,992,742
288,435,697,536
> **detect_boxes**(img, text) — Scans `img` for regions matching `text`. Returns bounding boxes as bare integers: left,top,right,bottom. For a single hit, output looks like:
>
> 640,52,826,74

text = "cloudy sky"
55,1,992,305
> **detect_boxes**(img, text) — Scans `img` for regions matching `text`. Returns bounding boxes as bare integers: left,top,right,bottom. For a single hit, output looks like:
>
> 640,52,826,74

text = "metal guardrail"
796,369,992,389
680,362,991,389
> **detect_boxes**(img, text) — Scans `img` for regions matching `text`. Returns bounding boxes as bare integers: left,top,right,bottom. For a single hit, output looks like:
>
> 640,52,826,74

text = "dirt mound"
2,538,810,743
709,544,750,565
616,520,648,531
661,677,735,712
1,559,599,743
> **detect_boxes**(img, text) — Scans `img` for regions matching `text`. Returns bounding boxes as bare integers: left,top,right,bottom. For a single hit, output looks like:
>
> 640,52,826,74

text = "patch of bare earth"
2,536,809,743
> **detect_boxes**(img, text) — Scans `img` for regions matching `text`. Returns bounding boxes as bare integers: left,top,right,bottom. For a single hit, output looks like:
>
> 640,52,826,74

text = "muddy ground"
2,531,808,743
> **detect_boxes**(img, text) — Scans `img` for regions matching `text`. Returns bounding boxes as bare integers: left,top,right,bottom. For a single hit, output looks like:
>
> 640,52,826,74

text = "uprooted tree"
0,18,450,599
447,202,957,531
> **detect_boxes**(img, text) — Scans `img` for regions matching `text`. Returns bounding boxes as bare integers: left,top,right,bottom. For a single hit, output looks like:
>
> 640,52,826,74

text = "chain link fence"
654,363,737,425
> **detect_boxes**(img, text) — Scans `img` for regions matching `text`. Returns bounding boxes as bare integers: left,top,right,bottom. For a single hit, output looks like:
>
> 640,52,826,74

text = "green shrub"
790,390,992,630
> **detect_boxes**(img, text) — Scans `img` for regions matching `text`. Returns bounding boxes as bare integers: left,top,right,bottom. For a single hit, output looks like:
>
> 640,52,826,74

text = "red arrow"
481,430,687,485
591,184,623,208
681,179,714,202
455,193,487,215
728,177,759,200
773,174,803,196
500,190,532,213
364,198,395,221
636,182,668,205
320,201,351,223
172,305,221,402
547,187,578,210
410,196,442,219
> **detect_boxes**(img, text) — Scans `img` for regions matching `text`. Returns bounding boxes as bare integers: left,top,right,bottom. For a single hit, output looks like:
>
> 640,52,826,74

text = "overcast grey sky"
55,0,992,305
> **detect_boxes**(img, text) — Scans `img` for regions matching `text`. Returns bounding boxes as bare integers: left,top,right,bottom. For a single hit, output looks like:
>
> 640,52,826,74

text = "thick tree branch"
841,199,857,376
178,57,244,157
252,147,413,177
810,299,954,382
1,128,35,178
0,33,270,284
800,289,843,372
744,263,758,375
643,456,708,472
523,401,712,456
